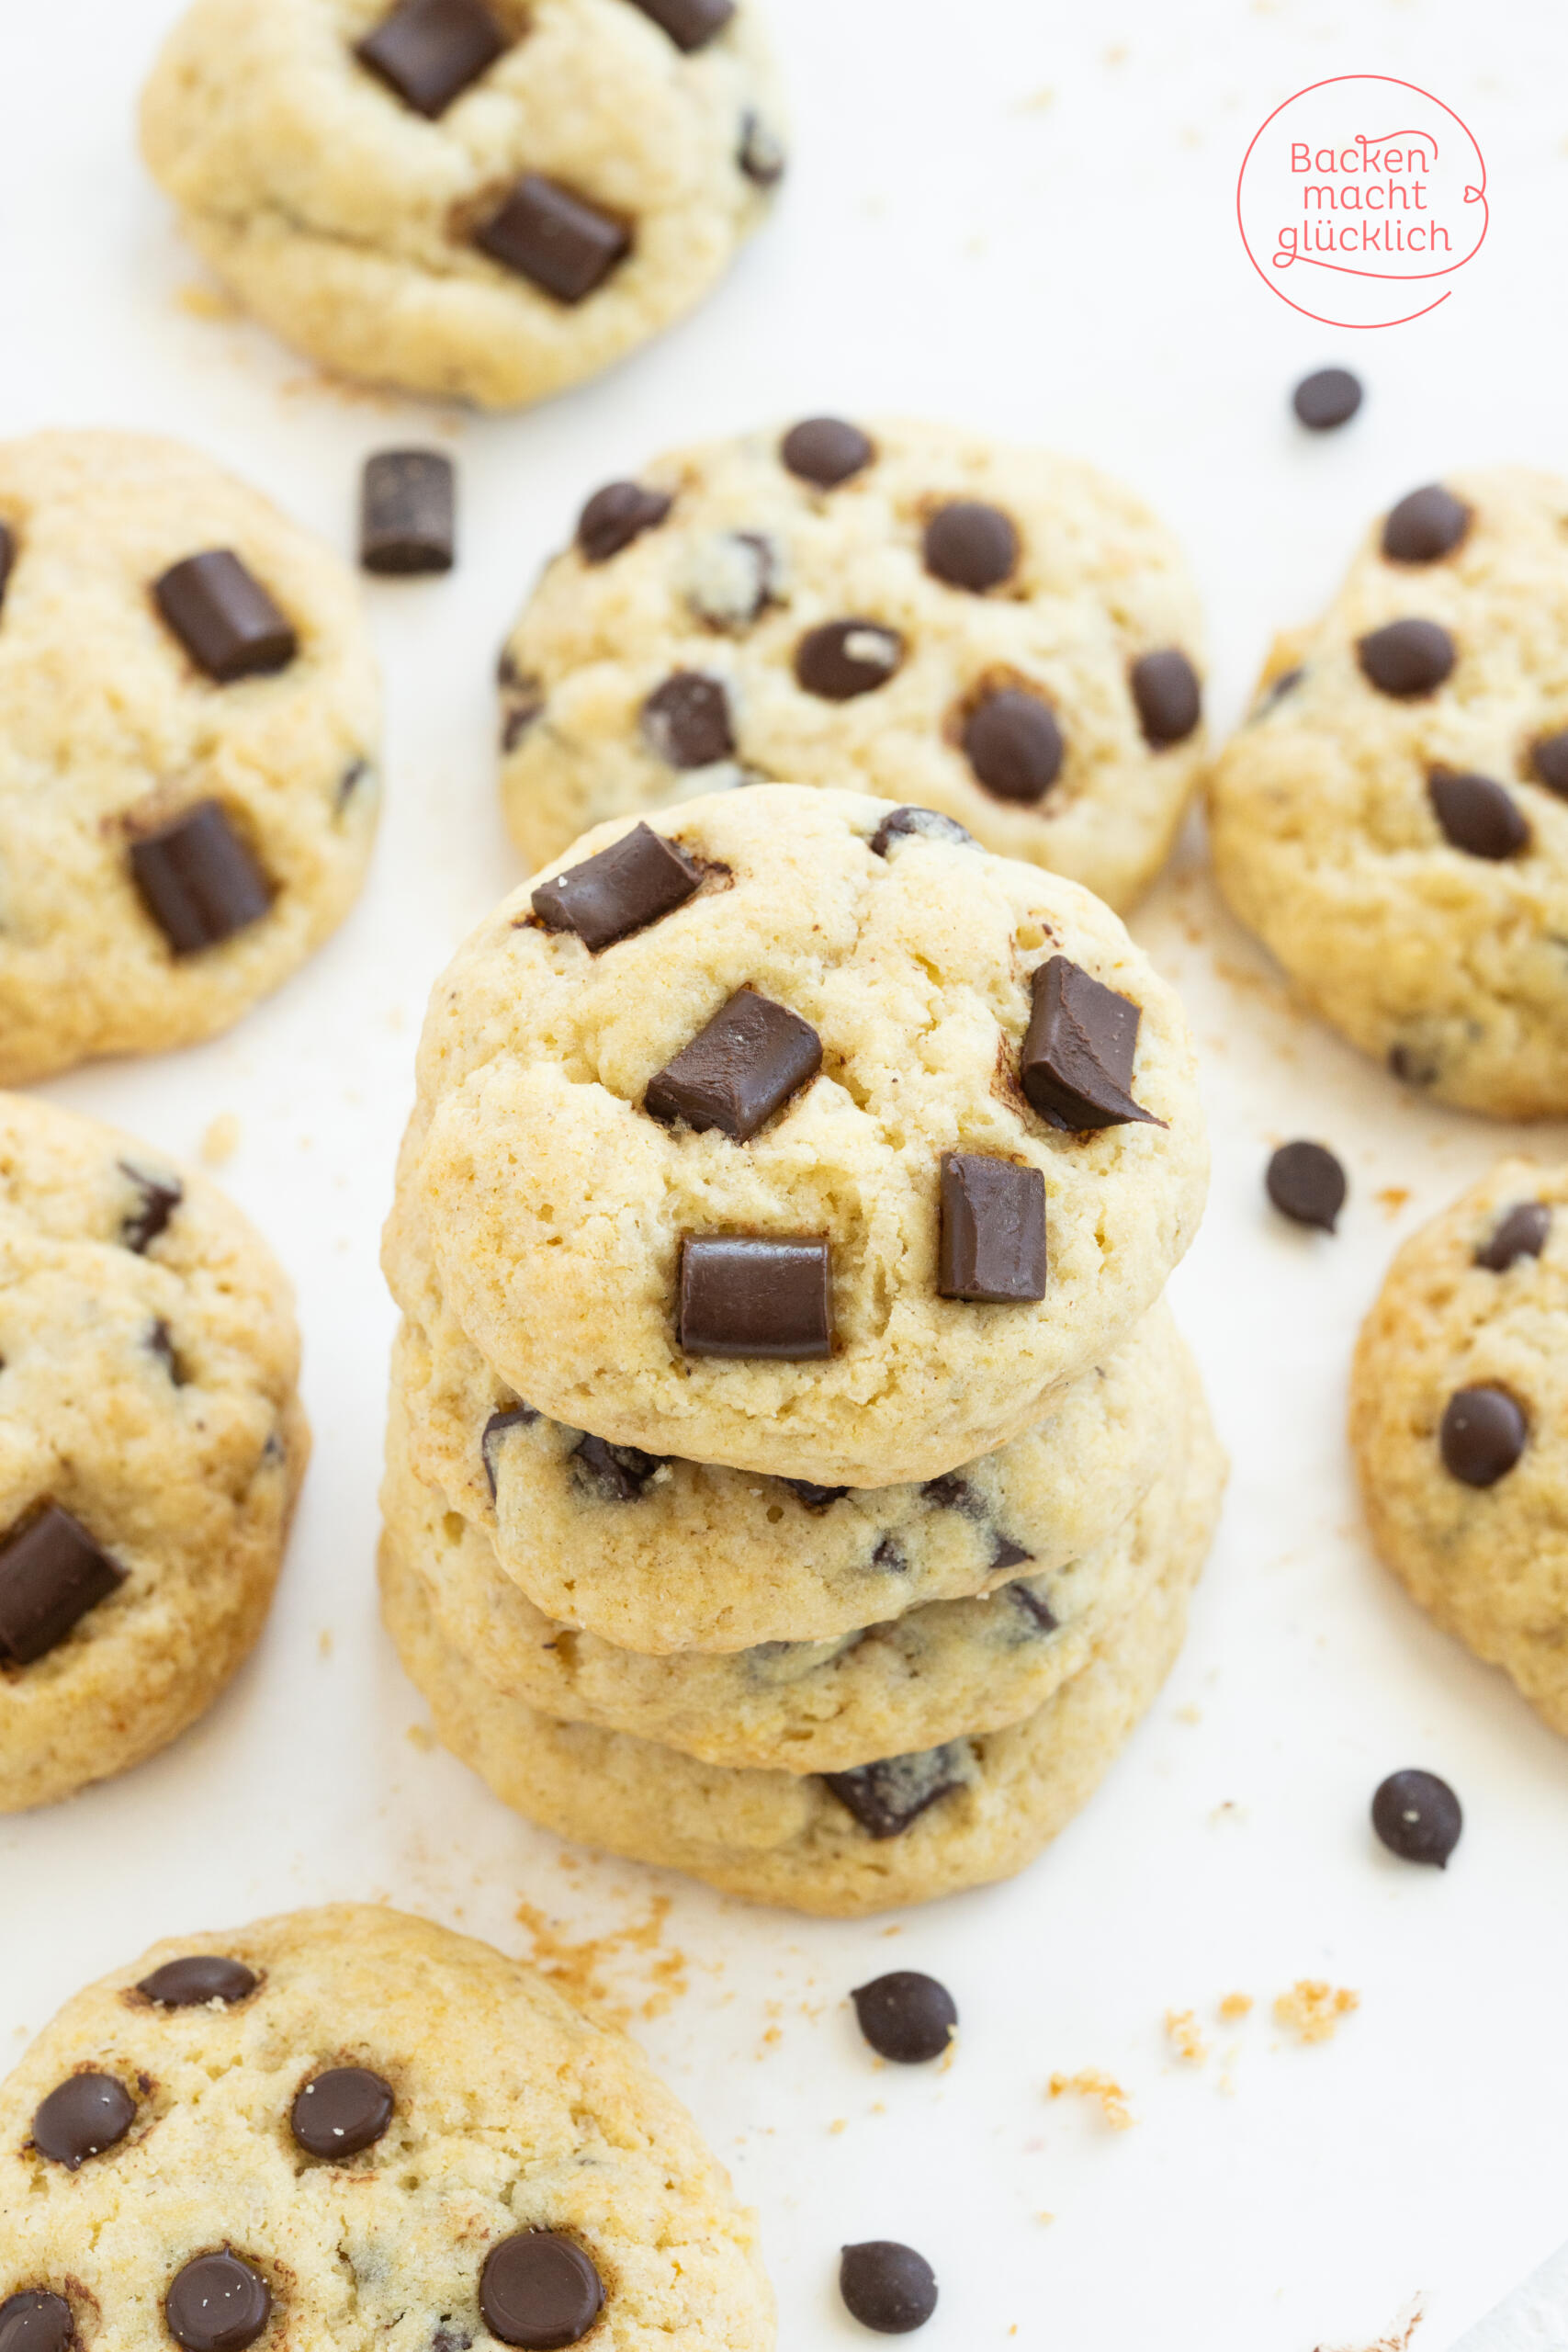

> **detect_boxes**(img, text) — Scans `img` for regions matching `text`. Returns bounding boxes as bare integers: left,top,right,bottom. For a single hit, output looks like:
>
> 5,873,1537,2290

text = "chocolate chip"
781,419,874,489
164,2254,272,2352
356,0,505,114
432,2334,472,2352
475,176,629,303
1021,956,1157,1131
642,673,736,768
1428,770,1528,860
0,522,15,613
532,821,700,951
1292,368,1362,430
148,1318,185,1385
1388,1040,1439,1090
1530,731,1568,797
1382,485,1471,564
500,666,545,752
572,1434,663,1501
647,988,821,1140
989,1534,1033,1574
0,1507,126,1668
869,807,974,855
336,758,372,814
923,502,1018,593
739,112,786,186
0,2292,74,2352
1254,666,1303,716
291,2066,394,2159
360,450,455,575
679,1237,833,1358
1009,1580,1056,1630
481,1406,537,1500
870,1536,908,1574
1440,1385,1526,1487
130,801,274,956
795,620,903,701
1265,1140,1347,1233
1357,618,1455,698
1476,1202,1551,1272
153,552,297,683
625,0,734,47
852,1972,957,2064
963,688,1064,805
1371,1770,1462,1867
937,1153,1045,1305
118,1162,182,1253
685,533,774,629
31,2075,135,2171
823,1744,965,1839
922,1474,980,1515
137,1956,258,2007
1130,649,1202,746
840,2244,939,2334
576,481,672,565
479,2234,604,2350
783,1477,849,1510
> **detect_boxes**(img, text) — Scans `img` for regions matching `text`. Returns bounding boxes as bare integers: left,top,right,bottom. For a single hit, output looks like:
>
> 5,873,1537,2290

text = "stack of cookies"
380,784,1223,1916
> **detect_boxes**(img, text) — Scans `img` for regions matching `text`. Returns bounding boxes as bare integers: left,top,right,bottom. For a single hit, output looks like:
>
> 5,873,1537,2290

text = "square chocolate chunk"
1021,956,1159,1131
0,519,15,611
0,1507,126,1667
360,449,456,574
475,175,630,303
626,0,735,50
823,1743,968,1839
938,1153,1045,1304
531,821,700,951
646,989,821,1140
153,550,297,683
679,1237,833,1358
130,801,274,956
355,0,507,116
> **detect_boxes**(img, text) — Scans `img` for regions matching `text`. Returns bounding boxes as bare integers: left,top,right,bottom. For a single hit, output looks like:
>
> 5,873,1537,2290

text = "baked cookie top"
1210,468,1568,1120
497,417,1205,908
0,1094,306,1813
386,786,1207,1487
140,0,784,409
0,1903,773,2350
1351,1157,1568,1737
0,430,379,1086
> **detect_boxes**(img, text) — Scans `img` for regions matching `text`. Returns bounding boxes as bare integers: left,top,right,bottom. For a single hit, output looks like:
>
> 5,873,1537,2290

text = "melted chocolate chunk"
31,2075,135,2171
1131,649,1202,746
963,688,1064,805
989,1534,1033,1574
782,1477,849,1510
1357,618,1455,698
1371,1769,1463,1867
1530,730,1568,797
1009,1581,1057,1632
626,0,734,47
499,660,545,752
479,2234,604,2350
291,2066,395,2158
130,801,274,956
572,1434,663,1501
137,1956,257,2007
823,1743,966,1839
336,758,372,814
532,821,700,951
360,449,456,574
781,418,874,488
476,176,629,302
642,673,735,768
118,1162,182,1253
923,502,1018,592
1439,1385,1526,1487
154,552,297,683
1475,1201,1551,1272
481,1406,538,1500
1428,769,1529,860
0,1508,126,1668
679,1237,833,1358
868,806,974,855
795,619,903,700
1021,956,1157,1131
922,1473,981,1515
646,988,820,1140
1382,484,1471,564
576,481,672,564
937,1153,1045,1305
0,522,15,613
870,1535,908,1574
1292,368,1362,430
148,1318,185,1385
1254,666,1303,717
852,1972,957,2064
356,0,506,114
164,2254,272,2352
0,2296,73,2352
739,112,786,186
1266,1140,1347,1234
839,2242,939,2335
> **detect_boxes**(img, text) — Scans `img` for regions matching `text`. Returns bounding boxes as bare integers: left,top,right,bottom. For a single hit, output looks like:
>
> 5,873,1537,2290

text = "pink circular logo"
1237,75,1487,328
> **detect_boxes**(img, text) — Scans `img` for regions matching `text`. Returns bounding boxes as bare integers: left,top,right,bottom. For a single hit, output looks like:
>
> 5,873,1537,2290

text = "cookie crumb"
1047,2070,1134,2129
317,1627,333,1658
405,1723,434,1752
1218,1992,1253,2021
176,280,241,321
829,2118,848,2135
513,1894,689,2028
1375,1186,1411,1217
1164,2008,1207,2064
200,1113,241,1165
1274,1981,1359,2044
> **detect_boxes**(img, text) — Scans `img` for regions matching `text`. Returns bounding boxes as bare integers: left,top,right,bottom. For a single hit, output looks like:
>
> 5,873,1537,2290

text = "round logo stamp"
1237,74,1487,328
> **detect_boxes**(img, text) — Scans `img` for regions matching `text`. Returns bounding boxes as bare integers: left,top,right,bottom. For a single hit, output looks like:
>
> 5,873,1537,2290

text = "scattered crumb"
200,1113,241,1166
1211,1800,1246,1824
1048,2070,1134,2130
1017,85,1055,110
1175,1703,1202,1725
759,2026,782,2053
513,1894,689,2027
1274,1981,1359,2045
1218,1992,1253,2021
1165,2009,1207,2064
405,1723,435,1753
829,2119,848,2135
317,1628,333,1659
176,280,241,321
1375,1186,1411,1217
880,1924,903,1938
1036,2211,1055,2225
1104,42,1129,65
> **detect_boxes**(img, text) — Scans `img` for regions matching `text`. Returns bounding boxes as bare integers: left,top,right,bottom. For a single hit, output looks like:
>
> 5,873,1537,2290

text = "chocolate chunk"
1009,1580,1057,1631
1021,956,1158,1131
481,1406,537,1500
154,551,297,683
685,532,774,629
1131,649,1202,745
922,1474,980,1515
989,1534,1033,1574
1255,666,1303,716
1476,1202,1551,1272
291,2066,395,2158
1428,770,1528,860
795,619,903,701
963,688,1064,804
532,821,700,951
937,1153,1045,1305
432,2334,472,2352
1357,618,1455,698
851,1972,957,2064
148,1318,185,1385
336,758,372,814
130,801,273,956
625,0,734,47
1382,484,1471,564
137,1956,258,2007
839,2244,939,2334
499,657,545,752
118,1162,182,1253
572,1434,663,1501
823,1743,966,1839
0,1507,126,1668
479,2234,604,2350
1266,1140,1347,1233
642,673,735,768
1388,1040,1439,1090
923,501,1019,592
781,418,874,489
0,2293,74,2352
679,1237,832,1358
869,807,974,855
0,521,15,612
1371,1769,1462,1868
870,1536,908,1574
647,988,821,1140
164,2254,272,2352
356,0,505,114
360,449,455,575
31,2075,135,2170
476,176,629,303
782,1477,849,1510
1292,367,1362,430
576,481,672,564
1439,1386,1527,1487
1530,730,1568,797
739,112,786,186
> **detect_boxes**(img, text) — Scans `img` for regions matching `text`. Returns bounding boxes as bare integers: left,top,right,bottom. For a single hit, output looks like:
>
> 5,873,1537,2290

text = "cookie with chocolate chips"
1352,1159,1568,1737
1211,468,1568,1118
0,1094,307,1812
140,0,784,410
0,431,379,1085
496,419,1206,909
0,1905,773,2344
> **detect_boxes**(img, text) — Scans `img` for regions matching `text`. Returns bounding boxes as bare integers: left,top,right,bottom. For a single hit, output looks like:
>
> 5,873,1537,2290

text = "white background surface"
3,3,1568,2346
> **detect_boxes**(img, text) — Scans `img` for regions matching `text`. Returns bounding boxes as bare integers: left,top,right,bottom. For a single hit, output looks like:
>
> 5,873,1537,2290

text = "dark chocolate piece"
148,1318,184,1385
1357,617,1455,698
822,1743,966,1839
923,501,1018,592
137,1956,257,2007
576,481,672,564
795,619,903,700
0,2293,74,2352
1371,1770,1462,1867
1266,1140,1347,1234
475,175,629,303
481,1406,538,1500
360,449,456,575
921,1474,980,1515
839,2243,939,2335
646,988,821,1140
479,2234,604,2350
679,1237,832,1358
937,1153,1045,1305
1428,769,1529,860
988,1534,1033,1574
868,807,974,856
851,1972,957,2064
1009,1580,1057,1631
291,2066,395,2158
1254,666,1303,716
1382,484,1471,564
355,0,506,115
1530,730,1568,798
739,112,786,186
780,418,874,489
870,1536,908,1574
531,821,700,951
0,1507,126,1668
130,801,273,956
572,1434,663,1501
118,1162,183,1253
782,1477,849,1510
336,757,372,813
1021,956,1157,1131
31,2075,135,2171
963,688,1064,804
1292,368,1362,430
1439,1386,1526,1487
499,656,545,751
641,673,735,768
153,551,297,683
164,2254,271,2352
1476,1202,1551,1272
1130,648,1201,745
625,0,734,48
0,521,15,612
